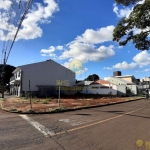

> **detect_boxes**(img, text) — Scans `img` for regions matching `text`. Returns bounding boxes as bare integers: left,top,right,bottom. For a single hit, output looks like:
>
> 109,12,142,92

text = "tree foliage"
85,74,100,81
113,0,150,50
0,64,16,86
115,0,143,6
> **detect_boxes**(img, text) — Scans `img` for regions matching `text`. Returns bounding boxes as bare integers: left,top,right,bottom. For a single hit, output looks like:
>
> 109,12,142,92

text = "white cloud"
40,45,64,59
103,67,112,70
76,25,115,44
104,61,137,70
112,61,137,70
78,68,88,74
0,0,12,10
133,51,150,66
41,46,55,54
56,45,63,50
41,25,116,64
59,25,116,62
113,3,132,18
60,42,115,63
136,68,150,72
62,58,74,68
0,0,59,41
105,50,150,71
137,0,145,4
40,45,64,55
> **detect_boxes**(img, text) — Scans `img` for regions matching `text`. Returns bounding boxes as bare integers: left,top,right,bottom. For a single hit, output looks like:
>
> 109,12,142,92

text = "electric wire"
0,0,33,83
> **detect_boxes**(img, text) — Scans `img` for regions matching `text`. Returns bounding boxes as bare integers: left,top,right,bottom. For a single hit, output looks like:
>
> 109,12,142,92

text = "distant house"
82,79,117,95
10,59,75,97
104,76,137,96
138,77,150,90
114,75,138,85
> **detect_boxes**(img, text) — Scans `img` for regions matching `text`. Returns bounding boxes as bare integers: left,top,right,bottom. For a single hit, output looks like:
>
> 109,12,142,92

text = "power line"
0,0,33,98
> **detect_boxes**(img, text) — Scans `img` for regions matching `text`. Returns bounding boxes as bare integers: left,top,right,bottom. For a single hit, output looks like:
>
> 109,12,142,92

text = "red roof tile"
91,79,110,85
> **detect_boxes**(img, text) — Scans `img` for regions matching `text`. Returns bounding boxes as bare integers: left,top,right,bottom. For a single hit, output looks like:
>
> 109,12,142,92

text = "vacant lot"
0,96,143,113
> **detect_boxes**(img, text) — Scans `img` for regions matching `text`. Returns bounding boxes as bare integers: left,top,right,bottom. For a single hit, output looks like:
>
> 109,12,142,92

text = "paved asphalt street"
0,99,150,150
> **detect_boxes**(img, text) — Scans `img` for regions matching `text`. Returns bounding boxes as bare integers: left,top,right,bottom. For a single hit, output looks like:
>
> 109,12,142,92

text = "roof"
12,59,75,74
76,81,94,85
12,67,21,73
114,75,136,79
110,77,134,85
91,79,110,85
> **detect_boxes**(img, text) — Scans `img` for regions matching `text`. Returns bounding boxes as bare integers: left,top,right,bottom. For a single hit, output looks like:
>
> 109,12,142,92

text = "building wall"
119,77,132,83
20,60,75,91
104,77,126,85
82,83,117,95
127,85,137,95
117,85,126,96
104,77,137,96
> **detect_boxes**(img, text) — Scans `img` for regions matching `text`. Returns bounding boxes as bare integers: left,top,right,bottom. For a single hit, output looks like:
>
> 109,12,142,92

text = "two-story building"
10,59,76,97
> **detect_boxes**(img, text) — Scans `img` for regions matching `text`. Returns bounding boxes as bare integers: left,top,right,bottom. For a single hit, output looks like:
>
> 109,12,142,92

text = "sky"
0,0,150,80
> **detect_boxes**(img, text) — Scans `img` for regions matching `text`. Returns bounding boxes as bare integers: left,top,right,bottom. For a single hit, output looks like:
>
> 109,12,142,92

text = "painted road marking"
56,106,147,136
20,106,146,137
59,116,102,126
20,115,55,137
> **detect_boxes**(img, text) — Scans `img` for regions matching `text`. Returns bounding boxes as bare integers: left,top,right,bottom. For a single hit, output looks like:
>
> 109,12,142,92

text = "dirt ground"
0,96,142,113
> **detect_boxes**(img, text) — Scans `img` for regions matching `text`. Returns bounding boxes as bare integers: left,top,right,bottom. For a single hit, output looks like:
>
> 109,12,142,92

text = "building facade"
10,60,75,97
104,76,137,96
82,79,118,95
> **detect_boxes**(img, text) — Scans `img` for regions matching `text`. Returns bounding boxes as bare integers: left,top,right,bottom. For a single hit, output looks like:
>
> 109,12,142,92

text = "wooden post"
29,80,32,110
58,79,61,108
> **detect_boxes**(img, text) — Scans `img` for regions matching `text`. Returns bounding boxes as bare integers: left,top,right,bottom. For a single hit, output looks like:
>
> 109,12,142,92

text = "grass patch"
9,107,17,112
41,99,49,104
47,106,69,113
27,109,35,113
86,103,90,107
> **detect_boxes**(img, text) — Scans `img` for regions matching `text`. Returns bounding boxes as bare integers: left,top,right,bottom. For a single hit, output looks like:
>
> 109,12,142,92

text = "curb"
1,97,144,114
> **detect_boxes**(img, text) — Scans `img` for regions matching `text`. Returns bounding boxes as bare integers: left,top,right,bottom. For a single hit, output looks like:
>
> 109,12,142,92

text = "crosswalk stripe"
20,115,55,137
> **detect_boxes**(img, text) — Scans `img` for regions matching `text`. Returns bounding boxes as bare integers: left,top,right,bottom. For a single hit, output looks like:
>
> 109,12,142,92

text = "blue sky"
0,0,149,80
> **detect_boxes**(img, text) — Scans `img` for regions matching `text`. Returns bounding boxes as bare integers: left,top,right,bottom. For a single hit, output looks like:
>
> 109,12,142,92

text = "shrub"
86,103,90,107
27,109,35,113
47,106,69,112
10,108,17,112
42,99,49,104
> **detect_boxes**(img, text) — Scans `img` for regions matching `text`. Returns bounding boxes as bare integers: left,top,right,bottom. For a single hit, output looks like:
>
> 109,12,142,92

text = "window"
18,72,21,77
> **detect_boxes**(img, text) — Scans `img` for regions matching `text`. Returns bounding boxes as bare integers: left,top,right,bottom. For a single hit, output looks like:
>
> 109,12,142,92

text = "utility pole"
1,51,6,98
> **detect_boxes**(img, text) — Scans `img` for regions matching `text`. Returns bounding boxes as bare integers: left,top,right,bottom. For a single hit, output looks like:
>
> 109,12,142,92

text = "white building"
104,76,137,96
10,59,75,97
82,79,117,95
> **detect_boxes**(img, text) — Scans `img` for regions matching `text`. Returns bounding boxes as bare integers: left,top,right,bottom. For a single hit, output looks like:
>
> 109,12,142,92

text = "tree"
113,0,150,50
0,64,16,86
85,74,100,81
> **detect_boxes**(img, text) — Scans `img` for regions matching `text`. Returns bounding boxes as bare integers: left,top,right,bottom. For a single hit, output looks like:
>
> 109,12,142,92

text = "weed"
47,106,69,112
32,98,39,104
41,99,49,104
10,107,17,112
25,92,30,99
86,103,90,107
27,109,35,113
17,110,23,113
